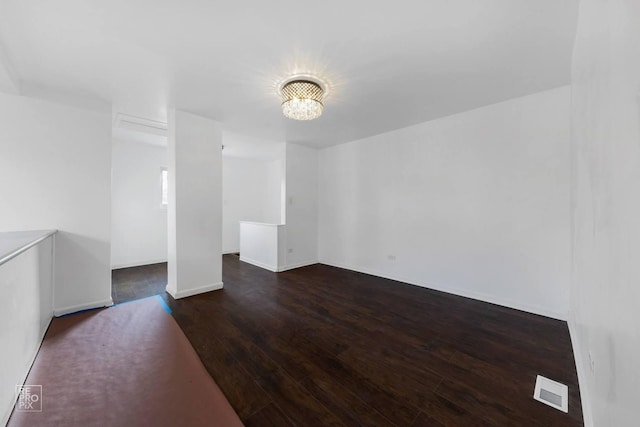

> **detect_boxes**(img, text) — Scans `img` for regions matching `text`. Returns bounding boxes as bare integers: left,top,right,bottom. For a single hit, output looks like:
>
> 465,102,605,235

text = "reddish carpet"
8,297,243,427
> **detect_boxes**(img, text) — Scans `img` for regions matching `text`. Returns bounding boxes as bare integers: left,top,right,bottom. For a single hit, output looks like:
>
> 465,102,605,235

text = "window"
161,168,168,206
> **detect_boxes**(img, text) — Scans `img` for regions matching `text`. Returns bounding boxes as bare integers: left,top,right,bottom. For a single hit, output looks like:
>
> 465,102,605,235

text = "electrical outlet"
589,352,595,373
387,255,396,261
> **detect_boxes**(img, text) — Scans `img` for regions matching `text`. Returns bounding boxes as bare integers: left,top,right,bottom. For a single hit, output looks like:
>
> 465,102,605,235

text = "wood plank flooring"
111,262,168,304
163,255,583,426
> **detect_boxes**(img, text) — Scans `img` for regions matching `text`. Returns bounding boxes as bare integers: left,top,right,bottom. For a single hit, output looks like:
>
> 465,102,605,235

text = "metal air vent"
533,375,568,413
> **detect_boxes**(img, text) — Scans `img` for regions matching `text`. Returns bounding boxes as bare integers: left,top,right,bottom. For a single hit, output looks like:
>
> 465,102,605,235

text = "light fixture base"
276,74,329,100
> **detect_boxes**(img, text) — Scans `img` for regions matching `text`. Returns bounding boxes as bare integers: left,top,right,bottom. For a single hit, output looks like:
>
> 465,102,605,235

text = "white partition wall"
0,232,55,426
239,222,285,272
0,92,112,315
166,110,223,299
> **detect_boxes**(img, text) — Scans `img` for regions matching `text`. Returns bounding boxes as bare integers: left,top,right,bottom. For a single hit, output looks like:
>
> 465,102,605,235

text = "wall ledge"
0,230,57,265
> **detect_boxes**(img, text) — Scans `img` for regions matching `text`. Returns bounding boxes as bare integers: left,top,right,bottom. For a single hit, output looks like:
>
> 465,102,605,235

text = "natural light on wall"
161,168,168,206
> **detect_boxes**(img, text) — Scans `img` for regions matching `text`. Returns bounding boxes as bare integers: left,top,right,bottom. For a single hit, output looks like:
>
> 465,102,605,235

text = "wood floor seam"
242,398,275,422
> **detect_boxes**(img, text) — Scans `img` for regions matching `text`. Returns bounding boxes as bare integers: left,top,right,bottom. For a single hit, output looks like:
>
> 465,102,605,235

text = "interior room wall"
0,236,53,426
222,157,283,253
0,92,112,315
265,158,285,224
283,143,318,270
166,110,223,299
569,0,640,425
111,140,168,268
318,86,571,320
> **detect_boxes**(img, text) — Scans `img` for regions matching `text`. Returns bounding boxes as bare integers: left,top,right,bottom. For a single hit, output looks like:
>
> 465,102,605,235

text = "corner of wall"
567,311,594,427
54,298,114,317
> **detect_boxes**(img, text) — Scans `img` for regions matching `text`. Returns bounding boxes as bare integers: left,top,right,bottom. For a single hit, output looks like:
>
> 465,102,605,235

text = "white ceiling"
0,0,579,149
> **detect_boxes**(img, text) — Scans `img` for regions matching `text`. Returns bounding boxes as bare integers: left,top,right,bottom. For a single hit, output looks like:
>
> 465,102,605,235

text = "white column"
166,110,223,299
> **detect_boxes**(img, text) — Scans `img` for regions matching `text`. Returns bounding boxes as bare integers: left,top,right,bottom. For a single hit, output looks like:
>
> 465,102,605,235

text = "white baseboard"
239,256,278,272
319,259,567,321
166,282,224,299
277,260,318,272
54,298,114,317
111,258,168,269
568,315,593,427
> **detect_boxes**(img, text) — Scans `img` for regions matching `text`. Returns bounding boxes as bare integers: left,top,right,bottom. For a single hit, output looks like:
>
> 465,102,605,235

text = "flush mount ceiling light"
278,76,328,121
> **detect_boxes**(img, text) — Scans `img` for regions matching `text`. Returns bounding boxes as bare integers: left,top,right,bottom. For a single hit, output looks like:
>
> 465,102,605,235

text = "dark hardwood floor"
111,262,169,304
161,255,583,426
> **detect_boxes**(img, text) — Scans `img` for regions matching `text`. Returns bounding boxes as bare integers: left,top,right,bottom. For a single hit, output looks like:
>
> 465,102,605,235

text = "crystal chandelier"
280,80,324,121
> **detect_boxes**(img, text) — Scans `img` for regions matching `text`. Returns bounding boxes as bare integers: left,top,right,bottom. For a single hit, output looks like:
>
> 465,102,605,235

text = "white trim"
319,259,567,321
166,282,224,299
239,256,278,272
111,258,168,270
54,298,114,317
568,314,593,427
277,260,318,272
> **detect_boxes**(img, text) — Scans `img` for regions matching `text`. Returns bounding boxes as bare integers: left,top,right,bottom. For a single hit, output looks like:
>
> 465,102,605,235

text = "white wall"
569,1,640,425
319,87,571,319
0,92,112,314
239,222,283,272
222,157,283,253
0,236,53,426
265,158,285,224
283,143,319,270
166,110,223,299
111,140,167,268
0,41,19,95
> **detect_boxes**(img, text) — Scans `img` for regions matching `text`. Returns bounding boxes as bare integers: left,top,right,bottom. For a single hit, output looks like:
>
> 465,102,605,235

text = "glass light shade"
280,80,324,120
